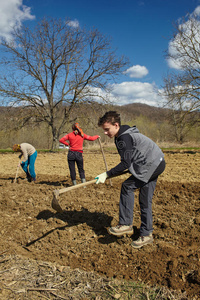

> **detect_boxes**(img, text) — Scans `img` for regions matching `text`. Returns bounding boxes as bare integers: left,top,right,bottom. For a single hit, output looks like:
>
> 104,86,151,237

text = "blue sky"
0,0,200,106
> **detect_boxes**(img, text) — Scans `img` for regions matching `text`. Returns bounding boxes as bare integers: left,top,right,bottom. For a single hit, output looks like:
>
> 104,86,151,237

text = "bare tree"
161,10,200,142
162,74,199,143
0,18,128,149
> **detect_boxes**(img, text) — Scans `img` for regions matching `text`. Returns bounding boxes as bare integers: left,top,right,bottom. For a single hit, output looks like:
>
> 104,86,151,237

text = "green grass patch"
0,146,199,154
0,149,13,153
0,148,68,153
162,147,200,152
95,280,187,299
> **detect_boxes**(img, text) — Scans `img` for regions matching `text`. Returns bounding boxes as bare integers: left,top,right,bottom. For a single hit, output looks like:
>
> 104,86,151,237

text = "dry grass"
0,252,191,300
84,140,200,152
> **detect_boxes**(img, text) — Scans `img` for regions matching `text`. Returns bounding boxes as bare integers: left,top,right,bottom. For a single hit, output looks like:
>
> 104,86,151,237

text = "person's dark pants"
67,151,85,181
119,159,166,236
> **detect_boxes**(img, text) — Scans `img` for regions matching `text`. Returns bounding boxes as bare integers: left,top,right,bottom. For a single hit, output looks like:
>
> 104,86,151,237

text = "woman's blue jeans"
21,151,37,179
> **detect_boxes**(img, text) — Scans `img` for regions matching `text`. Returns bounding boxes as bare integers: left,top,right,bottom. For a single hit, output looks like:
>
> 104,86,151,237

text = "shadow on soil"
25,208,119,248
1,176,70,187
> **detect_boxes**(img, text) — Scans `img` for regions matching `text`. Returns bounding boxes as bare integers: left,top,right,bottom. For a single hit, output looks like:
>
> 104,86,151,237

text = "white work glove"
95,172,108,184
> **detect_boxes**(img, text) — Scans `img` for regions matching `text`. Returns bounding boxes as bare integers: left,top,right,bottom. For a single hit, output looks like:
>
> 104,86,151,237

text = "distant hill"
118,103,169,123
0,102,170,126
0,102,199,148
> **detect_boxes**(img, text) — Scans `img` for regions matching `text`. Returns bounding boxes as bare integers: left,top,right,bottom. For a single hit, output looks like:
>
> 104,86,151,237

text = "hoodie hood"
117,125,139,138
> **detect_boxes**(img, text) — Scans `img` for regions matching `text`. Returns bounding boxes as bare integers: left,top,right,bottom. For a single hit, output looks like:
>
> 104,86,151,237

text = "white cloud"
167,6,200,70
68,19,79,28
84,81,164,106
123,65,149,78
109,81,163,106
0,0,35,41
194,5,200,16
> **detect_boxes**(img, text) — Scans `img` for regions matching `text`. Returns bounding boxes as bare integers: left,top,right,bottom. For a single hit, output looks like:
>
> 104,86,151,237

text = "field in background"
0,150,200,299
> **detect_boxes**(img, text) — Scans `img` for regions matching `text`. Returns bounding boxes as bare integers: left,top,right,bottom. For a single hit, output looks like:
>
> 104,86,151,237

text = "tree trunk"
51,126,60,150
52,139,59,150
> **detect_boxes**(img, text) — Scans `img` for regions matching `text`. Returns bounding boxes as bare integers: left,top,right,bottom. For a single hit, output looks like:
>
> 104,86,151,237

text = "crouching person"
95,111,165,249
12,143,37,182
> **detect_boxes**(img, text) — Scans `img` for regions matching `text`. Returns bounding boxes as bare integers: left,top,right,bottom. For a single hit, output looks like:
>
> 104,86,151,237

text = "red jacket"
59,131,99,152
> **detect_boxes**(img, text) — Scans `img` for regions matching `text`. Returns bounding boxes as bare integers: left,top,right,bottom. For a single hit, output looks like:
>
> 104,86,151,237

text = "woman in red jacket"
59,123,99,185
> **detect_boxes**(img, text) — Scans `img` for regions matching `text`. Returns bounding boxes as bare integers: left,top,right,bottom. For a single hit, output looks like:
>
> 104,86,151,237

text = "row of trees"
0,11,200,147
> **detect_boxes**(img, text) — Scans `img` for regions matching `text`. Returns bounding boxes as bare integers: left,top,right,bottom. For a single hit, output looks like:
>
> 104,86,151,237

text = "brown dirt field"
0,149,200,299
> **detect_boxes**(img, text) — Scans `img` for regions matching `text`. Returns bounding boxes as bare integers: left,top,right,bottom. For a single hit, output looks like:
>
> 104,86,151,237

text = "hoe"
52,179,96,213
51,171,129,213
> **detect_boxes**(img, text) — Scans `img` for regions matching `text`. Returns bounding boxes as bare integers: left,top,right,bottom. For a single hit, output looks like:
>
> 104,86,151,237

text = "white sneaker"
108,224,133,236
131,234,153,249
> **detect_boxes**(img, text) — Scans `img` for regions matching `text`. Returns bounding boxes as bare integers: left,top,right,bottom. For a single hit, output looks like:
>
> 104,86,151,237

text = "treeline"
0,102,199,149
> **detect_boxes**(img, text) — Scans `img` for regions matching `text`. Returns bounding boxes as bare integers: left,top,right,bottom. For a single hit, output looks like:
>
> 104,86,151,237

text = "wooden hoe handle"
54,179,97,196
14,159,21,184
98,137,112,186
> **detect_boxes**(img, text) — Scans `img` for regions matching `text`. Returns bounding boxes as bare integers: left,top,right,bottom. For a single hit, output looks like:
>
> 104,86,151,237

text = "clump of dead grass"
0,252,192,300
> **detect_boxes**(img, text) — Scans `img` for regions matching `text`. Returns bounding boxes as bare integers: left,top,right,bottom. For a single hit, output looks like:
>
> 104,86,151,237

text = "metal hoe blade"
51,189,63,213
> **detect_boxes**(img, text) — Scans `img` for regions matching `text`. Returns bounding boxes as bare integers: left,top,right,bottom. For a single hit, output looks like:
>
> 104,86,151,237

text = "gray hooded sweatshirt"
107,125,164,183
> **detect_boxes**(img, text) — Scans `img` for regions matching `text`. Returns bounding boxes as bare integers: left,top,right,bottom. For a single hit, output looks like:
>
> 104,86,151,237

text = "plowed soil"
0,149,200,299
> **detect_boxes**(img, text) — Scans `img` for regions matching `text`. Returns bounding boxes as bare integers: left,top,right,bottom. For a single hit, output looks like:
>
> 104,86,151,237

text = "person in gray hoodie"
95,111,165,248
